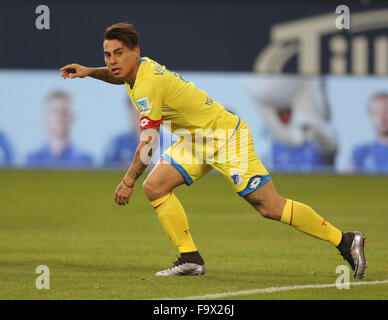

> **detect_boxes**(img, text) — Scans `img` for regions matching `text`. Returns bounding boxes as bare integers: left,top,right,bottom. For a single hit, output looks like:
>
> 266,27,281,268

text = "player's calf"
245,197,282,220
243,182,286,221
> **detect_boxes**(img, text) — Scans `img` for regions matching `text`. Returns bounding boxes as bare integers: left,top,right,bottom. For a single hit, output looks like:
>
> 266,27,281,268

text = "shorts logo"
249,176,262,189
136,97,151,115
237,175,271,197
231,173,243,185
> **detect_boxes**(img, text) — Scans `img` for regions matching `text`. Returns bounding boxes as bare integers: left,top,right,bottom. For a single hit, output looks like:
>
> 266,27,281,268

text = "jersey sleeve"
134,76,166,130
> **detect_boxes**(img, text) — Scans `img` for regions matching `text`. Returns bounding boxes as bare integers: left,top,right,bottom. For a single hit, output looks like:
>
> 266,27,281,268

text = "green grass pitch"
0,169,387,299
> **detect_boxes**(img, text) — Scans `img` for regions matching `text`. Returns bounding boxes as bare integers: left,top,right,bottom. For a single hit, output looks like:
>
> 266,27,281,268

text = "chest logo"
136,97,151,115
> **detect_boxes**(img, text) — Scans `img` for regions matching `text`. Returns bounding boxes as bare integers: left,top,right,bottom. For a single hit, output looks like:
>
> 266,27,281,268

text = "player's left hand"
114,181,133,206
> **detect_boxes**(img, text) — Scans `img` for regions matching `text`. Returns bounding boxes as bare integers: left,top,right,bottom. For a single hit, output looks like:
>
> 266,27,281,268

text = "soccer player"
60,23,367,279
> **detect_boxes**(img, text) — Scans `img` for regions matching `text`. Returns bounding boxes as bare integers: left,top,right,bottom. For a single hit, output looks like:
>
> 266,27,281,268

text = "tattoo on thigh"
247,197,264,206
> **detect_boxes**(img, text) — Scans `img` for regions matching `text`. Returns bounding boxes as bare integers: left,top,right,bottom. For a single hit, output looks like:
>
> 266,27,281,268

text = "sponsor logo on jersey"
136,97,151,115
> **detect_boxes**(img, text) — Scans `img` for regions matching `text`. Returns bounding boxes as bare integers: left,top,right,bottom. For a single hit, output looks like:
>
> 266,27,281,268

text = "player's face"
369,97,388,136
103,39,140,83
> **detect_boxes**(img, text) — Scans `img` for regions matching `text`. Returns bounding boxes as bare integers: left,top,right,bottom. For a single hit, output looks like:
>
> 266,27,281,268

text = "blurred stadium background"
1,0,388,300
1,0,388,173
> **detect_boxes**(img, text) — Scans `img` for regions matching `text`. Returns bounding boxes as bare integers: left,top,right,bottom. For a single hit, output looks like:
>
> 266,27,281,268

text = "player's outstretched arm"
60,64,124,85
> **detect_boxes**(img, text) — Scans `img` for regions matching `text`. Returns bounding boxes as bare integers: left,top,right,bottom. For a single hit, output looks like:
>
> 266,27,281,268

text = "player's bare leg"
143,158,185,201
243,180,286,221
243,180,367,279
143,158,206,276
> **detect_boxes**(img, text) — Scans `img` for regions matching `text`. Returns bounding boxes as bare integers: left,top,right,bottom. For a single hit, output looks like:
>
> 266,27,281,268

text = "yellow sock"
151,192,198,253
281,199,342,247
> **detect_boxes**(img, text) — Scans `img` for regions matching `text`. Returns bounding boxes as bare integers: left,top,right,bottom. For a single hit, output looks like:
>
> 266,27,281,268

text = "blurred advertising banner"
1,71,387,174
253,7,388,76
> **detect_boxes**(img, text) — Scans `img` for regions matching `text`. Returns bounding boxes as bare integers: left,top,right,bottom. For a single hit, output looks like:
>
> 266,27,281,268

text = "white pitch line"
160,279,388,300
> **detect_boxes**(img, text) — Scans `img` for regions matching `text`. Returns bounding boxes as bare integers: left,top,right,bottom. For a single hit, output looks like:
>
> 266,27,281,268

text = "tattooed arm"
60,64,124,85
114,127,160,205
89,67,125,84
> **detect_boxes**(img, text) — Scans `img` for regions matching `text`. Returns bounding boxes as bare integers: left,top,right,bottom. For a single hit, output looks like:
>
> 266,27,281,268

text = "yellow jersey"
125,57,239,140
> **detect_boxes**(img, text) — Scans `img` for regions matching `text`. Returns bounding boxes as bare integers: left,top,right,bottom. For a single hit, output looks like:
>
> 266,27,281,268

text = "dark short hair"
104,23,139,49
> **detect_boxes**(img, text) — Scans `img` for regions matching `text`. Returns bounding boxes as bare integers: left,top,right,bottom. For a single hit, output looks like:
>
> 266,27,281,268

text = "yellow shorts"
161,119,271,196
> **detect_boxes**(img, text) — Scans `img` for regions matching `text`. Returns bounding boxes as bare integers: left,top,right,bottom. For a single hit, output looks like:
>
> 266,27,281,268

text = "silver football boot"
156,257,206,276
339,231,367,280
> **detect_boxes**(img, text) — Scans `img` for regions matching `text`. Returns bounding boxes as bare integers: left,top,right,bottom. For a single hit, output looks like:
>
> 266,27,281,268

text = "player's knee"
142,178,156,199
142,177,168,201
